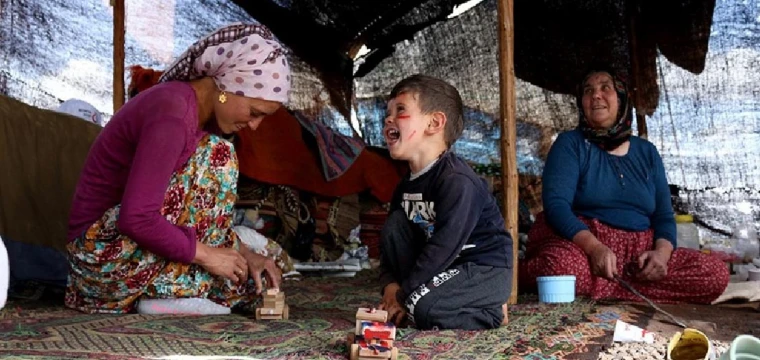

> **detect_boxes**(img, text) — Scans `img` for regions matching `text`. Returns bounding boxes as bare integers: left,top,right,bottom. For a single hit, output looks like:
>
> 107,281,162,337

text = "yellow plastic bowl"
667,328,716,360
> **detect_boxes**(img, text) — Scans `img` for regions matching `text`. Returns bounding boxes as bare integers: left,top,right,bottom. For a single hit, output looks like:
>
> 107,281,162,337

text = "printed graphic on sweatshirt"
402,193,436,239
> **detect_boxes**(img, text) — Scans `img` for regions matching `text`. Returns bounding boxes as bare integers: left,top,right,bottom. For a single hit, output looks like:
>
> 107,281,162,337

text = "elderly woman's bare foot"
501,302,509,325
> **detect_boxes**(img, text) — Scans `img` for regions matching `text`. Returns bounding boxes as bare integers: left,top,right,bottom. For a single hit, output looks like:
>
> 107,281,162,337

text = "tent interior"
1,0,759,358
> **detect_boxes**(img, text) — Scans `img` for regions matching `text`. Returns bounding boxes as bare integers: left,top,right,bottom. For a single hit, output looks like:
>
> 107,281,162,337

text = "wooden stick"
112,0,125,113
497,0,518,305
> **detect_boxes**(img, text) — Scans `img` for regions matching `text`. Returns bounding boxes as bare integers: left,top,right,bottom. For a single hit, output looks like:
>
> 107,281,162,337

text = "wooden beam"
112,0,125,113
626,0,648,139
636,113,648,139
497,0,518,305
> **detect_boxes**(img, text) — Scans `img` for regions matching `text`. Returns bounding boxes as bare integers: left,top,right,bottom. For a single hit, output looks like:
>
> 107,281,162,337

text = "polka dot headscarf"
160,22,291,104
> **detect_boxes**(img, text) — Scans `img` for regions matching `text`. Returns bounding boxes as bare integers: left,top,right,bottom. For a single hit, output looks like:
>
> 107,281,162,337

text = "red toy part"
359,321,395,340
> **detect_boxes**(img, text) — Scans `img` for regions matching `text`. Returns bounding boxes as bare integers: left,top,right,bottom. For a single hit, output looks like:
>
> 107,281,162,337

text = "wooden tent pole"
112,0,125,113
626,0,648,139
497,0,518,305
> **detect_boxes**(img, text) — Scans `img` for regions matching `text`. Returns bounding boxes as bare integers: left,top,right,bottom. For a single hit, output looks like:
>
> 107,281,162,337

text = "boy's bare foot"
501,302,509,326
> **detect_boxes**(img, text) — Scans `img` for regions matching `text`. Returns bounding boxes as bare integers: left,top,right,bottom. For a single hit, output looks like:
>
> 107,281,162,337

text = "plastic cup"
537,275,576,303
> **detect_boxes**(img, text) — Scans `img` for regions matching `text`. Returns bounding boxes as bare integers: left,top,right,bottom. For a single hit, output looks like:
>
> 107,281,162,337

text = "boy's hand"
378,282,407,326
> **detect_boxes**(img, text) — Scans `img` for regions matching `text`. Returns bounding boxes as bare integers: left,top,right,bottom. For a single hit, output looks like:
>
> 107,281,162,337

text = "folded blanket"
711,281,760,304
235,107,406,202
0,95,101,252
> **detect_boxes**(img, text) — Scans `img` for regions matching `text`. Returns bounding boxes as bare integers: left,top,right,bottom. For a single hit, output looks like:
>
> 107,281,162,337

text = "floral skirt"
519,212,729,304
66,135,287,314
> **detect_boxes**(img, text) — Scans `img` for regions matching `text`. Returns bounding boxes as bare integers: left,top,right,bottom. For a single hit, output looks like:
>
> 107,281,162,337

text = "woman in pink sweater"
66,23,291,314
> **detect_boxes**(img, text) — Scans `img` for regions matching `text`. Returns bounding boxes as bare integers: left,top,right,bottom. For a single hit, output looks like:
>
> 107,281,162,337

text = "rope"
277,185,310,224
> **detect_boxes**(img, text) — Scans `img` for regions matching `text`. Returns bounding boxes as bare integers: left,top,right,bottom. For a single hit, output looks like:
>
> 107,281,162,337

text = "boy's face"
384,92,431,160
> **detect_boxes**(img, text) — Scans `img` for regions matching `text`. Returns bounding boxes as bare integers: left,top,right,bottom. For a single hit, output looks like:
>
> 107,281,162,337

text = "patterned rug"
0,270,631,359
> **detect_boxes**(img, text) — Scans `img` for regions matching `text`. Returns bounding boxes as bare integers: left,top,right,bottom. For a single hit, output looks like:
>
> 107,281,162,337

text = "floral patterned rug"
0,270,631,359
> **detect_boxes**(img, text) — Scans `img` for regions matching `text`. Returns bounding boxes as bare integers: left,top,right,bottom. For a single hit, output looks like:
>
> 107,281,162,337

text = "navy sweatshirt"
543,129,676,246
383,150,513,298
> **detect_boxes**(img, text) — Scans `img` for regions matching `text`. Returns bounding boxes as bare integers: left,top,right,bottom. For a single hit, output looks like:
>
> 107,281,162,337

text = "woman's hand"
636,251,668,281
240,246,282,294
378,282,406,326
573,230,617,280
193,242,249,283
587,243,618,280
636,240,672,282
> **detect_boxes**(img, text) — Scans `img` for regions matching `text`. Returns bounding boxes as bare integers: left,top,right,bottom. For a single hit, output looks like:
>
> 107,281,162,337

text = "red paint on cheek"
397,115,410,120
407,130,417,140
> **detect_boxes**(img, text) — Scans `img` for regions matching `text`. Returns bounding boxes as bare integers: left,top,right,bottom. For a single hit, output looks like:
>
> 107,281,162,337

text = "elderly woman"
66,23,290,314
520,66,729,304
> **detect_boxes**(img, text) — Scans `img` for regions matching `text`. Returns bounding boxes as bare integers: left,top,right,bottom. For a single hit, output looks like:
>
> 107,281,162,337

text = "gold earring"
218,91,227,104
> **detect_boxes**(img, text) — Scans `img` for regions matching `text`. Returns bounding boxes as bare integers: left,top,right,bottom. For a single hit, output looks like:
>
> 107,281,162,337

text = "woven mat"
0,271,631,359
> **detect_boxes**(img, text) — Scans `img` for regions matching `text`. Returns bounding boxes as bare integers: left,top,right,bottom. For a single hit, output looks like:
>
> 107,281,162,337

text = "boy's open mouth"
385,128,400,142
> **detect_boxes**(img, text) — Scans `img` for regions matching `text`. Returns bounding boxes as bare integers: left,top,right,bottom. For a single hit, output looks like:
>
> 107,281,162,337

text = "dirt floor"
620,300,759,341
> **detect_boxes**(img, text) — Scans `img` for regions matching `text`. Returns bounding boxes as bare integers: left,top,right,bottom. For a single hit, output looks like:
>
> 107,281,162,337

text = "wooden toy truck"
347,307,399,360
255,288,289,320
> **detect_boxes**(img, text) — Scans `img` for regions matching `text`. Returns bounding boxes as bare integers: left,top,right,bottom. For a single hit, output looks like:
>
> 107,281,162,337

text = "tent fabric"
0,0,758,237
0,95,101,252
240,0,716,117
229,0,475,117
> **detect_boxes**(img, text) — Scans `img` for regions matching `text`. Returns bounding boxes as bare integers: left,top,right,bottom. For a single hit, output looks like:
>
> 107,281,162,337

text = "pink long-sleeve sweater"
68,81,208,263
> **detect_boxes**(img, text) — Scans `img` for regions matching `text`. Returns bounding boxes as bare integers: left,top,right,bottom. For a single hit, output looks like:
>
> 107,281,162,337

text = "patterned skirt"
66,135,279,314
519,212,729,304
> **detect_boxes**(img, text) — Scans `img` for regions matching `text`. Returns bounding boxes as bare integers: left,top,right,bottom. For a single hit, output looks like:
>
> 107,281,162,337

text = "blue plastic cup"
537,275,576,303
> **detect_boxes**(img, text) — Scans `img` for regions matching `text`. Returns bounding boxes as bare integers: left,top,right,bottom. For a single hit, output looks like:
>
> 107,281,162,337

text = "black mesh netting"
1,0,758,233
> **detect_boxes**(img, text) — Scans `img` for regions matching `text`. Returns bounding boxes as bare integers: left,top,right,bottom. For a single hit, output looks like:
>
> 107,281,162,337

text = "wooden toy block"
359,346,391,358
255,304,289,320
356,307,388,322
356,336,393,349
349,307,399,360
255,290,289,320
350,343,398,360
263,291,285,300
260,306,284,316
263,298,284,308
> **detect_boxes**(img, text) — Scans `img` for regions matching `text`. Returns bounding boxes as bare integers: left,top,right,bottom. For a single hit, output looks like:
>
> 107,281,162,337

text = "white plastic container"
676,214,700,250
0,237,9,310
733,209,759,261
735,236,759,262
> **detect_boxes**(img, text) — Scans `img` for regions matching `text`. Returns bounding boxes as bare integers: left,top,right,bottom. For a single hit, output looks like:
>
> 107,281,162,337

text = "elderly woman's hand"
588,243,618,280
635,240,672,282
635,250,668,281
574,230,618,280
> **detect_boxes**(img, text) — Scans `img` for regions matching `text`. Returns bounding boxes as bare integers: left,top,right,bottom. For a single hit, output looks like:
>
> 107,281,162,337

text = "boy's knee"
410,296,502,331
408,295,437,330
404,284,437,329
